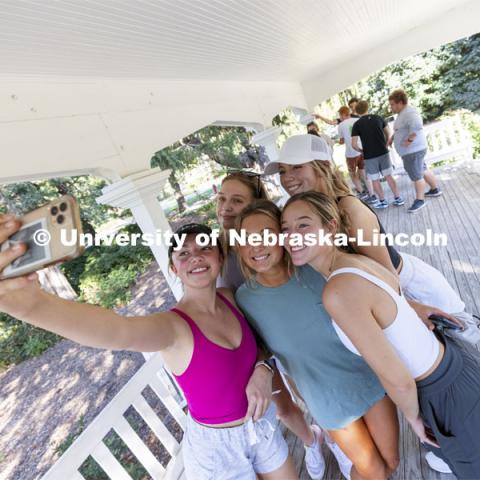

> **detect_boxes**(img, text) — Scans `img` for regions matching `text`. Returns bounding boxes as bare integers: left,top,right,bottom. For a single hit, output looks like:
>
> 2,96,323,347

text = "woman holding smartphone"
0,215,297,480
281,192,480,478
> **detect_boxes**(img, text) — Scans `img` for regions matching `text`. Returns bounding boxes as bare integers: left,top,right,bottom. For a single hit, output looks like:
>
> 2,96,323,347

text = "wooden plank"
132,395,180,456
149,377,187,430
445,167,480,312
443,170,479,268
430,169,477,311
91,442,132,480
113,416,165,479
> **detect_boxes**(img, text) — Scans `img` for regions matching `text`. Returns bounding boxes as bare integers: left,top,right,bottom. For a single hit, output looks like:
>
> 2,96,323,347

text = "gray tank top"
235,265,385,430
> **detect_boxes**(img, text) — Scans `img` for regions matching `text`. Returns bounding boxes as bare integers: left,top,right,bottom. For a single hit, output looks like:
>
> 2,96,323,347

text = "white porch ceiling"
0,0,479,182
0,0,468,81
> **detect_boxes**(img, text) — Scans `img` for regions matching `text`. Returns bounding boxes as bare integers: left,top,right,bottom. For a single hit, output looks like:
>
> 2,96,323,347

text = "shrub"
0,313,60,367
62,224,154,309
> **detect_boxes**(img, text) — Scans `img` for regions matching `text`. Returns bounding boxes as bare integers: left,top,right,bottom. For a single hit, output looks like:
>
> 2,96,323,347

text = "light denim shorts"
182,403,288,480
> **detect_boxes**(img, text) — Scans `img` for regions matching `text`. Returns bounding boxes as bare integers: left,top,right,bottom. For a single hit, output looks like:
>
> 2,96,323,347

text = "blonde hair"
234,200,294,283
283,192,352,252
309,160,352,199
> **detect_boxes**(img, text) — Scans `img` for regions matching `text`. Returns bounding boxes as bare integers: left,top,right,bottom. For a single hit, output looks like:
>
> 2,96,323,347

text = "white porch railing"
42,353,187,480
389,115,474,171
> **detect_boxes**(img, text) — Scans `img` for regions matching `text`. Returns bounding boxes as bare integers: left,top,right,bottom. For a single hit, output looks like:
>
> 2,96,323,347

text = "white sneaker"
304,425,326,480
425,452,452,474
325,434,352,480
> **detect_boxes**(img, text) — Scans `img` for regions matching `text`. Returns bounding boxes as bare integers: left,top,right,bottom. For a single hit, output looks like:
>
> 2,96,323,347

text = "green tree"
0,175,120,232
151,142,198,213
318,33,480,123
151,125,270,213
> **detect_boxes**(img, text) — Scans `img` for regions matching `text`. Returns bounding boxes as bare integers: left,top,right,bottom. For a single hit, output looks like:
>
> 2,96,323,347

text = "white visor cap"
263,134,332,175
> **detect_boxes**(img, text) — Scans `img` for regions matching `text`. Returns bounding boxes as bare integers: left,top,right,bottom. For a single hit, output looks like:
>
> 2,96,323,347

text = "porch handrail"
42,353,187,480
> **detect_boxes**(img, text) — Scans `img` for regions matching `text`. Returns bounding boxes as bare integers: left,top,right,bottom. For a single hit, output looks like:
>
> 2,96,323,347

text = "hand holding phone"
0,196,84,280
428,314,463,331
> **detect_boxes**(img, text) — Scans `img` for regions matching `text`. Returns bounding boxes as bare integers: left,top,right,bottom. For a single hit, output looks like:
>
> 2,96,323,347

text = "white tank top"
329,267,440,379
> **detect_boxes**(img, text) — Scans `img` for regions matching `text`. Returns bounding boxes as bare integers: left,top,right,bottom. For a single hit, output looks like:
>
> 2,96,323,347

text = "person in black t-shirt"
313,97,360,126
351,100,404,209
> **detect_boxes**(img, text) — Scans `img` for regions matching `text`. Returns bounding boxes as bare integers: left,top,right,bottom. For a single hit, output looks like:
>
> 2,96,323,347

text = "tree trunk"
168,172,187,213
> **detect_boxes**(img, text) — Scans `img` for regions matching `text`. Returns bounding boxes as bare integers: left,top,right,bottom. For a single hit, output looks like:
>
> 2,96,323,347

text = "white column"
252,127,282,162
96,168,183,301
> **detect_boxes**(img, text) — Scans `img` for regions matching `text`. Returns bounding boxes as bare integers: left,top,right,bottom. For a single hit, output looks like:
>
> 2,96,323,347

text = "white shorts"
182,403,288,480
399,252,465,313
399,252,480,348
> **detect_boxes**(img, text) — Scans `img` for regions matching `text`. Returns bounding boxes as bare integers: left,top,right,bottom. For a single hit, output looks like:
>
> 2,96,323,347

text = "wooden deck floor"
285,161,480,479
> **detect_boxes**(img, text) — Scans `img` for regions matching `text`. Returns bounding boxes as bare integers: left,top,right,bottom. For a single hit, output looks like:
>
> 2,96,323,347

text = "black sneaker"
408,199,426,213
425,188,443,197
358,191,369,201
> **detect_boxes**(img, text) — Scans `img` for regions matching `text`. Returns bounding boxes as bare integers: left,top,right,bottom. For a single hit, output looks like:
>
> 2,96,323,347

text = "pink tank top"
171,292,257,425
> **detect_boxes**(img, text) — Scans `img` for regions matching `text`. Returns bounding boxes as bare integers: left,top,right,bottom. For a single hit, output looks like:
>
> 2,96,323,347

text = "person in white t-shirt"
337,106,375,202
388,89,442,213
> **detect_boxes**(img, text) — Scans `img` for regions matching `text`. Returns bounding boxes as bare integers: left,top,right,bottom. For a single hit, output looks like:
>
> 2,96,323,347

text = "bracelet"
254,360,275,376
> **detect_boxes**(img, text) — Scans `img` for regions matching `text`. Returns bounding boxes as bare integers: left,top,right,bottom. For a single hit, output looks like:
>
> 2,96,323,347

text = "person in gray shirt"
388,89,443,213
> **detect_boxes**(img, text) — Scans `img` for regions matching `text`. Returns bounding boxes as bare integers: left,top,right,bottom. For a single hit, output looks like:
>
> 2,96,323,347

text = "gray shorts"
364,153,393,180
418,335,480,478
402,149,427,181
182,403,288,479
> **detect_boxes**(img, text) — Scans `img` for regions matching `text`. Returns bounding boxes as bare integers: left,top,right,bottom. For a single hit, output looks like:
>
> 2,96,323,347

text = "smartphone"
0,195,84,279
428,314,463,331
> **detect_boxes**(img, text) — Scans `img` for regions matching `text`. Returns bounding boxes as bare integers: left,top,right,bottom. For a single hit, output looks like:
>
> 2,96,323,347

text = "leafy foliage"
61,224,154,309
319,33,480,123
0,175,123,235
0,313,60,367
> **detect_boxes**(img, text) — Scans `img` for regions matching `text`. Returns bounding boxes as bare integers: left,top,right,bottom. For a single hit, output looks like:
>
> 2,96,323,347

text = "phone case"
0,195,84,279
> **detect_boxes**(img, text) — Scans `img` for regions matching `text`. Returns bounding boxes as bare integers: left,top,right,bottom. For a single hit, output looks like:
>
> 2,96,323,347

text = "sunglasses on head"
225,169,264,197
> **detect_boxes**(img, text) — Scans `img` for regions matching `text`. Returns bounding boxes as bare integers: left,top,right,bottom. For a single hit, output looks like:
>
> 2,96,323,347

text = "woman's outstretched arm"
0,214,177,353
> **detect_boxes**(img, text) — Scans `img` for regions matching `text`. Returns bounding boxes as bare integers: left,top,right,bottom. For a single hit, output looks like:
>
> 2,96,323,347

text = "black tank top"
337,195,402,270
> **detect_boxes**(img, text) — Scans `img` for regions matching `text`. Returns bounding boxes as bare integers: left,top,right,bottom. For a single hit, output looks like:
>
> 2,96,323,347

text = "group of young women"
1,134,479,479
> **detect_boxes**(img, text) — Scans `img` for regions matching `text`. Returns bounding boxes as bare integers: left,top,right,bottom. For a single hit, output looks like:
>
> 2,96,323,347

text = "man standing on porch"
351,100,404,209
388,89,443,213
337,105,375,202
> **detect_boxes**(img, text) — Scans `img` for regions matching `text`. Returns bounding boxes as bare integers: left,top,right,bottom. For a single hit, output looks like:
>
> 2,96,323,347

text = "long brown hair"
234,199,294,283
